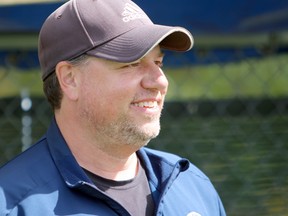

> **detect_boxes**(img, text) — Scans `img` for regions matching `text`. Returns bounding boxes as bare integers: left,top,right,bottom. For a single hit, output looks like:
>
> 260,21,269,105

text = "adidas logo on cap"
122,3,146,22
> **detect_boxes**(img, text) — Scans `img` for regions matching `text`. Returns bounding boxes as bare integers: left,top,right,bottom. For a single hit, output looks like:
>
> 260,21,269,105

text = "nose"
140,63,169,94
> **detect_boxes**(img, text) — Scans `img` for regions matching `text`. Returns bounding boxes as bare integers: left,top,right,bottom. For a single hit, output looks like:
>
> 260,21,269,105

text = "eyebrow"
158,51,165,58
155,48,165,58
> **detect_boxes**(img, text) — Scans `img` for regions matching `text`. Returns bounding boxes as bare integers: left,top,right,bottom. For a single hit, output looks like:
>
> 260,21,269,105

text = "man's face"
76,46,168,149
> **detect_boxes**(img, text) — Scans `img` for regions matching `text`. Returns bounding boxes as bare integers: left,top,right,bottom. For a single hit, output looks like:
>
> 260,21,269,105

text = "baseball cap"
38,0,194,81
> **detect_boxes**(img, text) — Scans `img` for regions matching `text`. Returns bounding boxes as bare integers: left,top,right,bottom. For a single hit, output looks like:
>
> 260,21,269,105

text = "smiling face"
75,46,168,150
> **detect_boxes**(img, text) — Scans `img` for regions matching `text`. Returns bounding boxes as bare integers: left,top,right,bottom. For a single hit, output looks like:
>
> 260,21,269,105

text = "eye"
121,62,140,69
130,62,140,68
155,61,163,68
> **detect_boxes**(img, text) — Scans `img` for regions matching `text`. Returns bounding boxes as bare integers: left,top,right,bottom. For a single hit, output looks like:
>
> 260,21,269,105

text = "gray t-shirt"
84,161,155,216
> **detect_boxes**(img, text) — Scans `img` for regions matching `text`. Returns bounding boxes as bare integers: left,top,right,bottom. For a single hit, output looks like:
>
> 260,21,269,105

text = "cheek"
79,68,138,113
80,78,131,115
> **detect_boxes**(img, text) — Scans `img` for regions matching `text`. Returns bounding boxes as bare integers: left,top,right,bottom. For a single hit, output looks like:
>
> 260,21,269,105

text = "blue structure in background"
0,3,61,32
0,0,288,69
1,0,288,34
135,0,288,34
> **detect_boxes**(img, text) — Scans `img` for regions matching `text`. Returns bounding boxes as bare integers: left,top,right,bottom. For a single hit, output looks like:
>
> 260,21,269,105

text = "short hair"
43,54,90,110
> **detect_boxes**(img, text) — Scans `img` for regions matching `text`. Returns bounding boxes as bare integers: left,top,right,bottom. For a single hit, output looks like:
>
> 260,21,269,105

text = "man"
0,0,226,215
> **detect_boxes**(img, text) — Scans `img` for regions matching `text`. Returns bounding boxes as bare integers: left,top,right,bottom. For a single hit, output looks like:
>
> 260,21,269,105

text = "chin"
141,124,161,140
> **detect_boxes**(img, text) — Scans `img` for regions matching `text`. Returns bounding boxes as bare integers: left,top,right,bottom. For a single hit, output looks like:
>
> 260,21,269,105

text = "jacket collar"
137,148,190,204
46,118,190,195
46,117,92,187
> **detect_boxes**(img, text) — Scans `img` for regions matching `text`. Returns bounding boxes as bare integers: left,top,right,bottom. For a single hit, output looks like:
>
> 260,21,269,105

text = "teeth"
134,101,157,108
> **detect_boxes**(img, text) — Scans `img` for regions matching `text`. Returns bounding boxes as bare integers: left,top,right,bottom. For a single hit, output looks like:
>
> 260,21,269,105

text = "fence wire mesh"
0,45,288,216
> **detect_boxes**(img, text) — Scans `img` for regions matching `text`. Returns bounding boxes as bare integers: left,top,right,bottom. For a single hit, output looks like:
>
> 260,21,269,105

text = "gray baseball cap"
38,0,194,81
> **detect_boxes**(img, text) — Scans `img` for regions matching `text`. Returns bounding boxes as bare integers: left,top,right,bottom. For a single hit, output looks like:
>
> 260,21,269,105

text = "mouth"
131,99,162,121
132,101,158,108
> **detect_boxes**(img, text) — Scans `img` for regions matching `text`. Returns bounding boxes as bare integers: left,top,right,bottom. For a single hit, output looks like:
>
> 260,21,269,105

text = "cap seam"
73,0,94,47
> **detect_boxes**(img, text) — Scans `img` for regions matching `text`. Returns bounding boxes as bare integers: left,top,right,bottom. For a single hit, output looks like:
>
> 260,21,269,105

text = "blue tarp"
1,0,288,33
0,0,288,68
0,3,61,32
137,0,288,34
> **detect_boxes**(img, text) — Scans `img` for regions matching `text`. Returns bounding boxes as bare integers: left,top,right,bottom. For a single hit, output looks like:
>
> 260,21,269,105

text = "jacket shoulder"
0,137,59,211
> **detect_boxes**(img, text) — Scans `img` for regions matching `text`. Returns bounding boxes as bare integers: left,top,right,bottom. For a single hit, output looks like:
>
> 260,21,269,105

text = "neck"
77,149,139,181
55,111,140,181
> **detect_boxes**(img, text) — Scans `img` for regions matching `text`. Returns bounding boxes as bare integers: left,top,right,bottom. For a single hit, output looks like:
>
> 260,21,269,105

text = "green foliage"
0,54,287,100
165,54,288,100
0,68,43,98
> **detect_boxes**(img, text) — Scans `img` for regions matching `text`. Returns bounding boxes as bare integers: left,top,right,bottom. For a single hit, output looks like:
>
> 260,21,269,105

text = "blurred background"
0,0,287,215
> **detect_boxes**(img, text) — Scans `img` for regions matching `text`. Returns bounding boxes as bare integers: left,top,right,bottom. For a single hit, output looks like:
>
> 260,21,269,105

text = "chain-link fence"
0,42,288,215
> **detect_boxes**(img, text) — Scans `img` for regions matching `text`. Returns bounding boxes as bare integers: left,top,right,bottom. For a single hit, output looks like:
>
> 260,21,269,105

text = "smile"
133,101,158,108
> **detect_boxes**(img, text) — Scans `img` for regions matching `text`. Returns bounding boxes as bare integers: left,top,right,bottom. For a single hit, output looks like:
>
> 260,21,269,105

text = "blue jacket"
0,118,226,216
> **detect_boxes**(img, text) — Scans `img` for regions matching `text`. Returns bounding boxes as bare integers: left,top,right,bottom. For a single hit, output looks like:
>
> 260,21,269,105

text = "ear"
55,61,79,101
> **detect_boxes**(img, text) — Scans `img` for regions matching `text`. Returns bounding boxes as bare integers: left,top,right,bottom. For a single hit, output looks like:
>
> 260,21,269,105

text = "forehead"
89,46,164,65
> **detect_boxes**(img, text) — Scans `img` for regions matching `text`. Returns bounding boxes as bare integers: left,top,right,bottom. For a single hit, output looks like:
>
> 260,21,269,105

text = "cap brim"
86,24,194,63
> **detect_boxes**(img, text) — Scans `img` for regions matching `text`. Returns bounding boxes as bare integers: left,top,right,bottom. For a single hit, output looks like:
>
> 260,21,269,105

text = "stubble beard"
80,108,161,151
105,114,160,148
